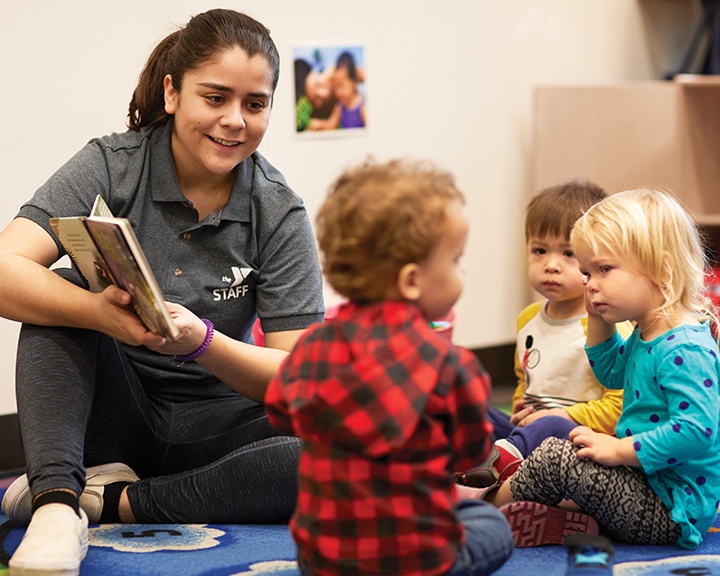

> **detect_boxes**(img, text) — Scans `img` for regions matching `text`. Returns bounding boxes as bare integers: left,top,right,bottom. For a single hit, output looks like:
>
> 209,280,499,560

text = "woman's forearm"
0,254,95,327
196,331,289,403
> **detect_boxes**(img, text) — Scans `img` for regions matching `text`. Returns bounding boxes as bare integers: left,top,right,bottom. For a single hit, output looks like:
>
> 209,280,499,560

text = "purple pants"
487,407,578,457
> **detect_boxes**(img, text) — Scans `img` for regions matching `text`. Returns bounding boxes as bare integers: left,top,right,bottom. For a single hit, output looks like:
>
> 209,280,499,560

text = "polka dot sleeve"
584,330,631,392
632,341,720,475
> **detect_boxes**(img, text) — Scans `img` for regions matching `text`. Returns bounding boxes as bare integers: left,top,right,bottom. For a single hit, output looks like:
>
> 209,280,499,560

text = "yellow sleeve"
511,302,544,411
511,346,525,410
565,319,634,435
565,388,623,435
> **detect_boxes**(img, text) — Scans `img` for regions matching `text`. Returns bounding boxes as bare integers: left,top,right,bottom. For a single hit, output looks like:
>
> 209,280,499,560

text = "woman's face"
304,70,333,109
164,47,274,180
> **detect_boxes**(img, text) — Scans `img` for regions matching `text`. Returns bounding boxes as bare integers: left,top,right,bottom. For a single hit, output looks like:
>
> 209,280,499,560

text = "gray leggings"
15,319,300,524
510,437,681,545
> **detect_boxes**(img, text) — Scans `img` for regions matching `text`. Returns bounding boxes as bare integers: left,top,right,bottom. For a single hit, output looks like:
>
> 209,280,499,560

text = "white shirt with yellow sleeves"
512,301,633,435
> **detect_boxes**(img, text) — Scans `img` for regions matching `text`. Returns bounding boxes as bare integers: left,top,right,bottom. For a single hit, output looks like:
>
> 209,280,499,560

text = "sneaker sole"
2,476,32,524
9,560,83,576
2,463,138,525
8,506,88,576
9,539,87,576
500,501,599,547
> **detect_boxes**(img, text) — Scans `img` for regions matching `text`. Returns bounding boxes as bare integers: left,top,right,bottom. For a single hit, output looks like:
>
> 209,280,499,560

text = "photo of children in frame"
293,45,366,133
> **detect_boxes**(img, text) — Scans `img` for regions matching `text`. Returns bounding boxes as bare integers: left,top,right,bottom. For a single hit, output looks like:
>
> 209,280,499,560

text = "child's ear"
397,263,422,301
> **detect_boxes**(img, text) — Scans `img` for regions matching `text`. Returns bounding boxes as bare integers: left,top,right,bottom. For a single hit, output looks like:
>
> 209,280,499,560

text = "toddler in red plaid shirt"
265,158,513,575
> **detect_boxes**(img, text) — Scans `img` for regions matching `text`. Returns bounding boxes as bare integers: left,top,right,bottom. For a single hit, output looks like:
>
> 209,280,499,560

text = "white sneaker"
2,463,139,525
9,503,89,576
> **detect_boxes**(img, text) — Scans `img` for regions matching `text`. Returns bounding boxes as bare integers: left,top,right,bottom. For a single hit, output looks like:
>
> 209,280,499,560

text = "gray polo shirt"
18,121,324,398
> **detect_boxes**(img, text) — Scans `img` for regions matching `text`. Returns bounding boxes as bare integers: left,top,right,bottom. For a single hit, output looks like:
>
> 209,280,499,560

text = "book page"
49,216,114,293
90,194,114,218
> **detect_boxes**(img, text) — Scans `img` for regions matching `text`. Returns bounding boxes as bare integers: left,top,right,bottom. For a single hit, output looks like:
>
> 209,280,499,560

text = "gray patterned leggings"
509,437,681,545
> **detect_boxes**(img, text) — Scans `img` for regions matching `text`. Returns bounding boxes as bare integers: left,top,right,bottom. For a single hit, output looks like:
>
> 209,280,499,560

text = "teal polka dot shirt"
587,322,720,549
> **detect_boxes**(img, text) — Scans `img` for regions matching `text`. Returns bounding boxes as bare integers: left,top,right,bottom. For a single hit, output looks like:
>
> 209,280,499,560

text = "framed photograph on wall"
293,45,366,135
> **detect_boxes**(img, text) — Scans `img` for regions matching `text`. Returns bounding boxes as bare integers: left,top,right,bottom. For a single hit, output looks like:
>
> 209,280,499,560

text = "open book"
50,195,180,339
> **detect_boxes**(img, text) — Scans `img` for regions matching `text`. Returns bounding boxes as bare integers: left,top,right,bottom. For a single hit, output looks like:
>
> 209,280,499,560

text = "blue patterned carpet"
1,486,719,575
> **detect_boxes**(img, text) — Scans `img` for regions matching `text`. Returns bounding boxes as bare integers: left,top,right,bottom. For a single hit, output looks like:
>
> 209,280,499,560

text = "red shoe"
500,501,599,547
454,444,523,488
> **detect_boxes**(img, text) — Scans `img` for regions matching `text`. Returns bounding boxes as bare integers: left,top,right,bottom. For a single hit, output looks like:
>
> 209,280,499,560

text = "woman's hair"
526,179,606,242
128,9,280,130
316,158,464,303
570,188,713,323
294,58,312,101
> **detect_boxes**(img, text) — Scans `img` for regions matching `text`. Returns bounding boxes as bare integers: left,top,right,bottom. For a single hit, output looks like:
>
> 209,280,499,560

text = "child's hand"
570,426,617,464
569,426,640,467
583,278,602,318
509,403,534,426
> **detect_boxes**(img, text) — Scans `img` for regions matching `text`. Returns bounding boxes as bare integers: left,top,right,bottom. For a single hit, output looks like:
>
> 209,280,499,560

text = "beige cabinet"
532,76,720,226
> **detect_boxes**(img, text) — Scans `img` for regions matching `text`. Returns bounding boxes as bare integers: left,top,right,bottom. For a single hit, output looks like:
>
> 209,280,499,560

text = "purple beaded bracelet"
174,319,214,365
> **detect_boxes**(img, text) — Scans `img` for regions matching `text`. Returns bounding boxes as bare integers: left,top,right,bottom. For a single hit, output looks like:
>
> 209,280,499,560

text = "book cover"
50,197,180,338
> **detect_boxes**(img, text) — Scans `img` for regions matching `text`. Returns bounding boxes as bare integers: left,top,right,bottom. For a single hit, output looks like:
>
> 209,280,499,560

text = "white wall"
0,0,697,414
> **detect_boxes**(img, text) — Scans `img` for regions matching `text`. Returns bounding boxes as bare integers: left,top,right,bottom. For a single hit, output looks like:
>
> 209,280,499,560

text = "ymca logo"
214,266,254,301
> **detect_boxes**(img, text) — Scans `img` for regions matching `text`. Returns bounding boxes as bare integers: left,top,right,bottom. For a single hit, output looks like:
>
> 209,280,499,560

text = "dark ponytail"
127,31,180,130
127,9,280,130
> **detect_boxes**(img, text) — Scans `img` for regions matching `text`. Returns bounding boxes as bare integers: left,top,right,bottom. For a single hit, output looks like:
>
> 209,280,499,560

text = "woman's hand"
142,301,207,356
91,285,167,348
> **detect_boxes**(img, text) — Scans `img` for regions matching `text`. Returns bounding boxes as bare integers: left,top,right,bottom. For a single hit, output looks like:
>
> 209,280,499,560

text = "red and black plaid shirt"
265,301,494,575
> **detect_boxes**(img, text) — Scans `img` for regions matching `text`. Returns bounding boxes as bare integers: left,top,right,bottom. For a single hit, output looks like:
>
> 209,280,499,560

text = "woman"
0,9,323,576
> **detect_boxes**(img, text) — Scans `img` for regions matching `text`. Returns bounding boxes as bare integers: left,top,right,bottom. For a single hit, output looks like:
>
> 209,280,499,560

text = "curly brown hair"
316,158,464,303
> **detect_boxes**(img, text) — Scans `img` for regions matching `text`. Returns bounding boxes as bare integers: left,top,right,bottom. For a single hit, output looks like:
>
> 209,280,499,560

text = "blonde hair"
316,157,464,303
570,188,713,324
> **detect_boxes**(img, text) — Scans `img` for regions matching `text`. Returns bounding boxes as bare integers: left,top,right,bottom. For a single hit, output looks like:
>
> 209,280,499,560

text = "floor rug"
1,487,720,575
